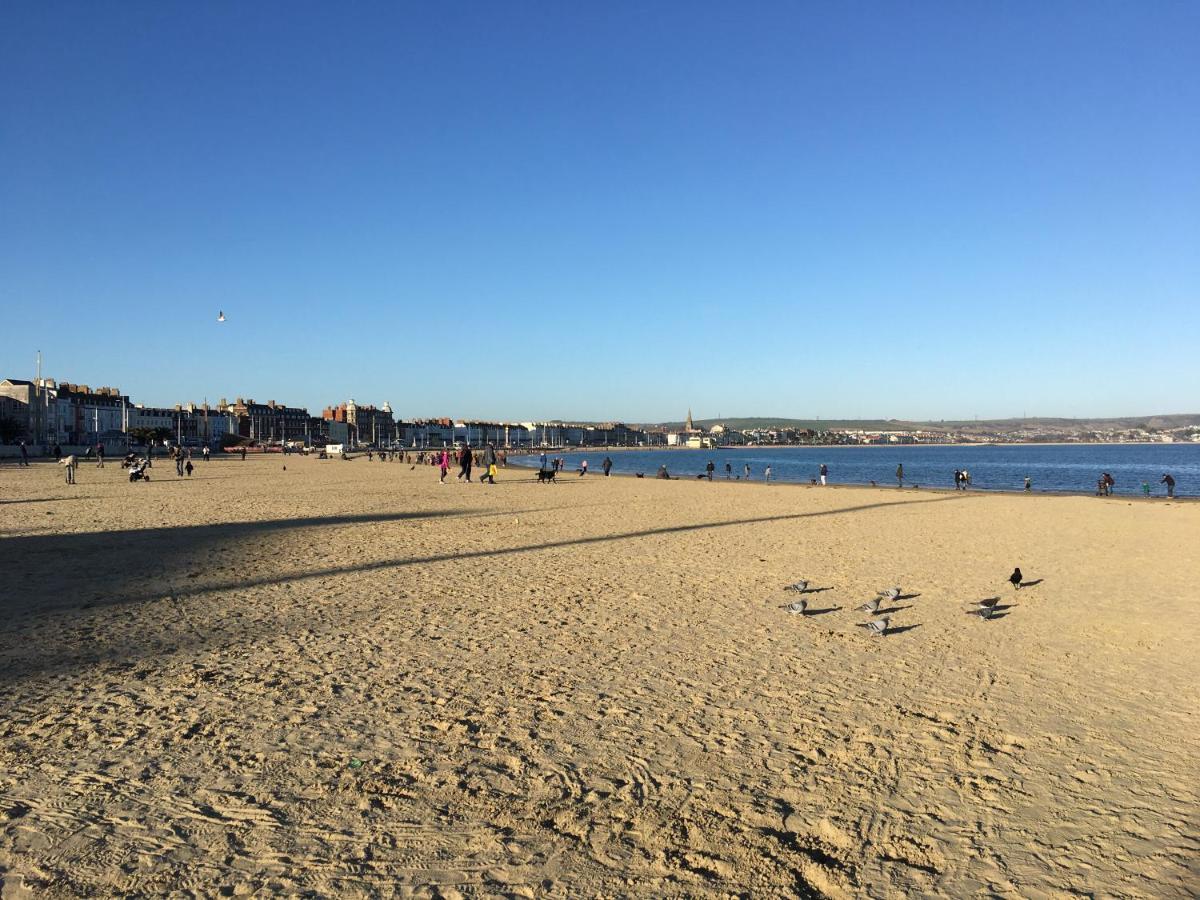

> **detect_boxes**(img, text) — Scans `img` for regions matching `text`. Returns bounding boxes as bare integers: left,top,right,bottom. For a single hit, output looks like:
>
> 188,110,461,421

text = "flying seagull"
877,587,901,601
1008,568,1023,590
783,599,808,615
859,616,890,636
783,580,809,593
856,597,882,613
217,311,226,322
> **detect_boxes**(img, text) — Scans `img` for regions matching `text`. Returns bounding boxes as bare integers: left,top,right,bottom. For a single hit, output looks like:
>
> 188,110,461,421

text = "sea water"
514,443,1199,497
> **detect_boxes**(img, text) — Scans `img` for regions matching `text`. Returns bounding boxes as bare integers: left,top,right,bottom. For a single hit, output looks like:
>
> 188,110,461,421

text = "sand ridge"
1,456,1198,897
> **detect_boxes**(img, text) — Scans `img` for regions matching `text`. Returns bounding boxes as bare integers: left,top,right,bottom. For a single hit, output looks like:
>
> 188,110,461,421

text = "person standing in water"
896,463,904,488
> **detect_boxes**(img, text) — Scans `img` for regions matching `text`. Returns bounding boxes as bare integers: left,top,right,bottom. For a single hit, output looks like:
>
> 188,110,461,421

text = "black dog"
537,469,557,484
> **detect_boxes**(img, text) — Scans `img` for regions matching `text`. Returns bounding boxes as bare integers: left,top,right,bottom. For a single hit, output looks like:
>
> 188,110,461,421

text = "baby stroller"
128,459,150,482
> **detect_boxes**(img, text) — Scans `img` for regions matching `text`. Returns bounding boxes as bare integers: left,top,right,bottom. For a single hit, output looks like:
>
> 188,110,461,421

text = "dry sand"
1,455,1197,897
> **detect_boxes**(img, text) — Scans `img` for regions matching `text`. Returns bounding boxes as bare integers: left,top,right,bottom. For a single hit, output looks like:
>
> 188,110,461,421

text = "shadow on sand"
1,494,963,683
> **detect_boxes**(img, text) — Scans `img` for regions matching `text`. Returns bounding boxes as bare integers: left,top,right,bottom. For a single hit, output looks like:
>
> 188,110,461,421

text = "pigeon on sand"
783,599,808,614
858,616,890,636
856,597,882,613
968,597,1001,611
877,587,901,601
783,580,810,593
965,606,999,620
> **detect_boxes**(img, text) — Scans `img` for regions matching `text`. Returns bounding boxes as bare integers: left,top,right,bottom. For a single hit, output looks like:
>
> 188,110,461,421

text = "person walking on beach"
725,462,732,478
185,459,194,477
96,442,105,467
53,443,62,462
438,448,449,484
1161,473,1176,498
954,470,963,490
60,452,77,485
202,446,210,462
1103,472,1115,496
819,463,828,486
457,444,473,482
743,463,751,480
1024,476,1032,492
706,460,715,481
579,459,589,476
603,456,613,477
539,452,549,473
764,465,772,482
482,443,497,484
240,446,246,461
896,463,904,488
19,441,29,466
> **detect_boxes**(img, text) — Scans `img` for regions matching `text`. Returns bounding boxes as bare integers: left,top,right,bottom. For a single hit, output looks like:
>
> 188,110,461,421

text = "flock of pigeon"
777,567,1032,636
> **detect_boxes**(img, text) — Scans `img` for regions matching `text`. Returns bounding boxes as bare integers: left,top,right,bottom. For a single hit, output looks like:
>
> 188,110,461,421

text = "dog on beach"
537,469,557,484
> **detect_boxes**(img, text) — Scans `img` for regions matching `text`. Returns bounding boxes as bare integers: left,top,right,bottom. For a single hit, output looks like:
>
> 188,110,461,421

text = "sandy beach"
1,455,1197,897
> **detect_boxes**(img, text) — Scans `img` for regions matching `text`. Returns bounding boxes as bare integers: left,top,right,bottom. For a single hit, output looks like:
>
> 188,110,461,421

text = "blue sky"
2,2,1197,422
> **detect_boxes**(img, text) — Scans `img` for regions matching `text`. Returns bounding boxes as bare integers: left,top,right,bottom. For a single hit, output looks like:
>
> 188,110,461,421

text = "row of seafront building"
0,378,651,452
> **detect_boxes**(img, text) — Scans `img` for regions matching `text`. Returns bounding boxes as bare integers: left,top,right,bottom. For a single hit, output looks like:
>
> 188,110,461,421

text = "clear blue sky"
2,2,1197,422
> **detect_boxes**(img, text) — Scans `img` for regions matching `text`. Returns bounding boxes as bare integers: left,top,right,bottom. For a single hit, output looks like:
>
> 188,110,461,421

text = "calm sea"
514,444,1198,497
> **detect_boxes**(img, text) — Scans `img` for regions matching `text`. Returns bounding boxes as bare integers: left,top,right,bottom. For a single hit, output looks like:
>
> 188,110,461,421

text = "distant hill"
649,414,1200,433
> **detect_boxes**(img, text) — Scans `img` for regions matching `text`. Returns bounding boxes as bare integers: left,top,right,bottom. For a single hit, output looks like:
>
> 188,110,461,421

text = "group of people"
953,468,972,490
431,443,502,485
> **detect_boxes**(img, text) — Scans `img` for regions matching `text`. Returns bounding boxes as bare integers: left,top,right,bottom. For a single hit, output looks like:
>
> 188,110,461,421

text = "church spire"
686,408,694,431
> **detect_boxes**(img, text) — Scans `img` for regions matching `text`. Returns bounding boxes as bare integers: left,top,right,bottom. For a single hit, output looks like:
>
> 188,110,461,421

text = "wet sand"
1,456,1197,897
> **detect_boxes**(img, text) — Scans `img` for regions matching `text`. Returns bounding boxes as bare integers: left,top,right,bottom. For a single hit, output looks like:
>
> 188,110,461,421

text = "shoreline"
506,456,1194,501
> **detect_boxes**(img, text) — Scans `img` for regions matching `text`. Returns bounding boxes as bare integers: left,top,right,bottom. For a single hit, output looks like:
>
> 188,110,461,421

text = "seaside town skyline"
3,370,1198,451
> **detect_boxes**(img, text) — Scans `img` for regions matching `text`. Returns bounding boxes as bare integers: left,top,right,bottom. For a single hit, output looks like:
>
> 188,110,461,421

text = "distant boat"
217,311,226,322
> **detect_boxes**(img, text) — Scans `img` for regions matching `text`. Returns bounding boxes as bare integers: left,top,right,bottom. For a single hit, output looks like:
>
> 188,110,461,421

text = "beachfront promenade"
1,456,1196,896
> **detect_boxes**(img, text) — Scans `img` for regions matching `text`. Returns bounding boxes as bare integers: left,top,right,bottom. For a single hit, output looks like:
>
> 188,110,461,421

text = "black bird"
1009,567,1023,590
